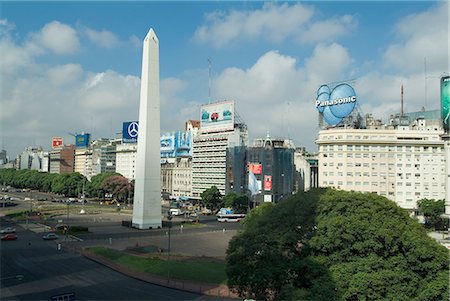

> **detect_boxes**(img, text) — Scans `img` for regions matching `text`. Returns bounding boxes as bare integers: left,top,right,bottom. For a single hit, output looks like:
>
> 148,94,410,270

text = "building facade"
316,119,445,212
226,135,295,203
160,157,192,198
116,143,137,181
49,145,75,174
192,123,248,197
294,147,319,192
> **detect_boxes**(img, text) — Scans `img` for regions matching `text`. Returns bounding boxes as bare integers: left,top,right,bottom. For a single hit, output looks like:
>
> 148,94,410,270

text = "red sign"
52,137,63,148
264,175,272,191
248,162,262,175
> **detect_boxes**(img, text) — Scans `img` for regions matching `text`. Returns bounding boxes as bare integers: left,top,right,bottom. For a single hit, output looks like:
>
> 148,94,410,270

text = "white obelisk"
132,28,161,229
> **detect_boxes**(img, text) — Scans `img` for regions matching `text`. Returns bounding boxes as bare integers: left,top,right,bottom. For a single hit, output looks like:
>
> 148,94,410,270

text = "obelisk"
132,28,162,229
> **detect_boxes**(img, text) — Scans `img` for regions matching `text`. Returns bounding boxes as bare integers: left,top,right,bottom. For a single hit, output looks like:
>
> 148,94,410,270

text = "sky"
1,1,449,158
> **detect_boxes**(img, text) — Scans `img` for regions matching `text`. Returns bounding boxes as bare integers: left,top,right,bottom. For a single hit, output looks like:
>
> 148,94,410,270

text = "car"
43,233,59,240
1,233,18,240
0,227,16,234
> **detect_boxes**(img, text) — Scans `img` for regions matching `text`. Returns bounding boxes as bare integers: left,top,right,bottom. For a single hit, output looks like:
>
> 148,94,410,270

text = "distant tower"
132,28,162,229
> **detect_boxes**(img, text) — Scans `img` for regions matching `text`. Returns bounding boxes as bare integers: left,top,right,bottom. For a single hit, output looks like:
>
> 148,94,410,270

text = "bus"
217,213,246,222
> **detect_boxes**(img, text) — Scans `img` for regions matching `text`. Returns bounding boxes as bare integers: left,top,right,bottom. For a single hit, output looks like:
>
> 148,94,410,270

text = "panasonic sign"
315,83,357,126
315,95,356,108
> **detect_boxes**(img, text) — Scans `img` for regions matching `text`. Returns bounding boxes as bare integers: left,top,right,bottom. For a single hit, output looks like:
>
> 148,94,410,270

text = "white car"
43,233,59,240
0,227,16,234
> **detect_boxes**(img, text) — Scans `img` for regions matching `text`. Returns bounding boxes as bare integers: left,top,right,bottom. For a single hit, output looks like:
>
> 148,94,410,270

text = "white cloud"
212,45,352,150
383,2,448,73
84,28,120,48
194,3,355,48
31,21,80,54
47,64,83,86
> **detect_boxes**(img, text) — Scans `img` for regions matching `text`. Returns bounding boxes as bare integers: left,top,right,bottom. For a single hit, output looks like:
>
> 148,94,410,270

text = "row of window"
321,145,443,152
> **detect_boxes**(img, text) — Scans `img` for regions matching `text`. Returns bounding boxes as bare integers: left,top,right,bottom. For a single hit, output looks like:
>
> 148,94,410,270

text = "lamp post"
166,211,173,283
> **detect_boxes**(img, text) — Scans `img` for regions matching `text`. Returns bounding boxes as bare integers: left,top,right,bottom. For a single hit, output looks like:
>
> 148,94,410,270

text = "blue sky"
1,1,448,158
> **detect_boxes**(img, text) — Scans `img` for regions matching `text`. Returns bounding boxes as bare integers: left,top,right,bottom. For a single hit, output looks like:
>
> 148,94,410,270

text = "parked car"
43,233,59,240
0,227,16,234
1,233,18,240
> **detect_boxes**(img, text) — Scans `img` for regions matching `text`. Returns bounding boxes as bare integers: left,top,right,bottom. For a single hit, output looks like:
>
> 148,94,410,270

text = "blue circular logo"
315,83,357,126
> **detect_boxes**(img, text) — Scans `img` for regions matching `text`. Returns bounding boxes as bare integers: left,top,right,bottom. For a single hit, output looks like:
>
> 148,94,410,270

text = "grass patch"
88,246,227,284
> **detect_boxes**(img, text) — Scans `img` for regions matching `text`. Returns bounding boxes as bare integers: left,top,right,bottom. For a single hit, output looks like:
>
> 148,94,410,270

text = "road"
0,221,227,301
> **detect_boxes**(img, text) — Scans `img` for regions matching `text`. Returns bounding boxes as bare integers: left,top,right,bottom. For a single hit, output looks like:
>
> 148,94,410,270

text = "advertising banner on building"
123,121,139,143
441,76,450,132
248,171,259,196
52,137,63,148
75,133,91,148
264,175,272,191
160,133,176,156
200,100,234,132
248,162,262,174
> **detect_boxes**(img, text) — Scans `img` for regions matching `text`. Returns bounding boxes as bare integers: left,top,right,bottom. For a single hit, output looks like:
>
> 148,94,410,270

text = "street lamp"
166,211,173,283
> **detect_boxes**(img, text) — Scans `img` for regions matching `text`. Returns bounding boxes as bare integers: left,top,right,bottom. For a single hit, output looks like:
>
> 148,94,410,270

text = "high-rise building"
192,110,248,198
116,143,137,181
226,134,295,203
316,116,445,213
49,145,75,174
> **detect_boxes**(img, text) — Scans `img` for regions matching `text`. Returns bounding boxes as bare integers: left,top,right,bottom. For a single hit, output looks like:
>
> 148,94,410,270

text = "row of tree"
226,189,449,300
200,186,249,213
0,169,133,201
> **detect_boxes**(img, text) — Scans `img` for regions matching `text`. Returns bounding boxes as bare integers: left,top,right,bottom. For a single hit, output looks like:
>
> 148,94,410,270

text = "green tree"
200,186,223,211
417,198,447,230
86,172,120,198
226,189,449,301
51,172,86,197
223,192,249,213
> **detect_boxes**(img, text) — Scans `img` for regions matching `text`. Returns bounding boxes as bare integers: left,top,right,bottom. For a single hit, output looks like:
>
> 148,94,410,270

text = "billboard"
160,133,176,156
264,175,272,191
200,100,234,132
123,121,139,143
248,162,262,175
442,76,450,132
75,133,90,148
315,83,357,126
52,137,63,149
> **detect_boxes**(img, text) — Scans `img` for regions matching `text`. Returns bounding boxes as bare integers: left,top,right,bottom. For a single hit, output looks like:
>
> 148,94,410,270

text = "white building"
294,147,319,192
316,118,445,212
192,123,248,197
116,143,137,181
18,147,46,171
161,157,192,198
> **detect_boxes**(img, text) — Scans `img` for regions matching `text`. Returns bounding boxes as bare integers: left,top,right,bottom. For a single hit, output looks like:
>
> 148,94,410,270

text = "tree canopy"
200,186,223,210
417,198,447,230
226,189,449,301
101,175,133,201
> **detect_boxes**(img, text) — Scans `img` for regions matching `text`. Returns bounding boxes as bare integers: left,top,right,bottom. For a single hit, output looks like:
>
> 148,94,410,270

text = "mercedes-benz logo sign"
127,122,139,138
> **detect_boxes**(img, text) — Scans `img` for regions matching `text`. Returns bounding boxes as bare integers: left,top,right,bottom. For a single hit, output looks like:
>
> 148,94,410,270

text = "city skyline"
1,1,448,158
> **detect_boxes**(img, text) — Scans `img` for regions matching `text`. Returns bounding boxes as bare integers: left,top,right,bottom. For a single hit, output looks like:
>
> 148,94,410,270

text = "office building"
226,134,294,203
316,116,445,212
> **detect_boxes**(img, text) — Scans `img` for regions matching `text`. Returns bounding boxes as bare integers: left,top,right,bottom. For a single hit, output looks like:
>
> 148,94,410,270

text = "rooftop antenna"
424,57,427,110
401,83,404,117
208,58,212,104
